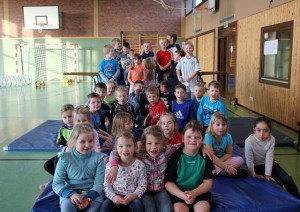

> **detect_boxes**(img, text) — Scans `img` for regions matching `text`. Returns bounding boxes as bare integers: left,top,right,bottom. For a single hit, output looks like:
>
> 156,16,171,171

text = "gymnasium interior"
0,0,299,211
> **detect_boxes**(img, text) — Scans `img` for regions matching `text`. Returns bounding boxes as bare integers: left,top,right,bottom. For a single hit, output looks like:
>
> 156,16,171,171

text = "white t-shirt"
176,56,200,91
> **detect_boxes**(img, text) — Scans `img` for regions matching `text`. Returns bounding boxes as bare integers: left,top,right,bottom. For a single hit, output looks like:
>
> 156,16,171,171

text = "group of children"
45,37,300,212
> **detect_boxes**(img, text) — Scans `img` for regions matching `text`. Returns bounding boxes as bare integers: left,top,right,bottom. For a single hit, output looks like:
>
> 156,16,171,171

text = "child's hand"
184,191,196,204
255,174,265,179
202,146,213,160
109,78,114,82
112,195,124,205
70,193,83,205
77,198,92,210
265,175,276,182
122,193,138,205
106,166,118,184
226,165,237,175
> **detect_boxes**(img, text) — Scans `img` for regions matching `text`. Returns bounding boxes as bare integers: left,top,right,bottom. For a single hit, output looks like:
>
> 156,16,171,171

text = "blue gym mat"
31,144,300,212
3,120,63,151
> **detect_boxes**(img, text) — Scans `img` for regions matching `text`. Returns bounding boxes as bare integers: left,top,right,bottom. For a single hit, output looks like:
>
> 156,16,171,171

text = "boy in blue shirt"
197,80,230,131
99,44,120,84
171,84,194,132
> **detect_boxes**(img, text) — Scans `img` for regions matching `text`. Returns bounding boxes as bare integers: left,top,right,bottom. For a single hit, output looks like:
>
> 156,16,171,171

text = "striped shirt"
138,144,180,191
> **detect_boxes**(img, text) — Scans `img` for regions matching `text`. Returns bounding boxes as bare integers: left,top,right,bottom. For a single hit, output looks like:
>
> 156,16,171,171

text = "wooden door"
218,22,237,98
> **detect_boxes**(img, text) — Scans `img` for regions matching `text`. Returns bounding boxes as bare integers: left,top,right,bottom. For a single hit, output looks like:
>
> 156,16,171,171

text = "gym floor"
0,82,299,212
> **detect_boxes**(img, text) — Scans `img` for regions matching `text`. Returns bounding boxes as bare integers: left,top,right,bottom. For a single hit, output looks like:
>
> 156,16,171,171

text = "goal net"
15,42,78,82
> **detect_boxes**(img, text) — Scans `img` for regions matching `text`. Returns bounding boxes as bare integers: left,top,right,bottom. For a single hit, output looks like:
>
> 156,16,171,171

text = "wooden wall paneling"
236,0,300,130
197,32,215,85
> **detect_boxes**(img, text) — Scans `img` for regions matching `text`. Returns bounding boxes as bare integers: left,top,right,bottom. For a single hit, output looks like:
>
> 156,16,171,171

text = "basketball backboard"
23,6,59,30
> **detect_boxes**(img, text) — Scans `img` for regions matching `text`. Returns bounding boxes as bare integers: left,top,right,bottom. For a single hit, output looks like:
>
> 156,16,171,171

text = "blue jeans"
101,198,144,212
141,190,173,212
60,198,102,212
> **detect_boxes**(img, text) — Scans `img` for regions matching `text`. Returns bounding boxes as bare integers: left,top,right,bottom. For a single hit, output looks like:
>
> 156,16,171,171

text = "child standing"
192,82,206,118
156,38,172,83
168,49,185,91
109,86,135,125
245,116,300,199
141,41,155,61
176,41,200,100
53,123,106,212
56,104,74,147
99,44,120,84
103,131,146,212
204,112,248,177
171,84,194,132
197,80,229,131
104,81,117,107
160,112,182,145
165,120,214,212
121,42,133,87
142,57,156,87
166,33,181,62
144,86,167,126
127,53,146,94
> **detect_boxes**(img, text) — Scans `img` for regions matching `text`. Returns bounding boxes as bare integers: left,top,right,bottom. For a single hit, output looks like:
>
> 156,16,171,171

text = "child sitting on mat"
165,120,214,212
53,123,106,212
245,116,300,199
102,131,146,212
43,106,101,178
56,104,74,147
204,112,248,178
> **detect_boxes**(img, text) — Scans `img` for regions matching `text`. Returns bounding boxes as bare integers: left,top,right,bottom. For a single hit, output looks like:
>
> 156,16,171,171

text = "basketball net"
36,22,45,34
192,7,208,34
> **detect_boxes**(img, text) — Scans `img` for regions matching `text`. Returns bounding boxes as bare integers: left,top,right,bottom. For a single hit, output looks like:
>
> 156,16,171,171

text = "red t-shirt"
148,100,167,125
156,50,171,67
165,132,182,145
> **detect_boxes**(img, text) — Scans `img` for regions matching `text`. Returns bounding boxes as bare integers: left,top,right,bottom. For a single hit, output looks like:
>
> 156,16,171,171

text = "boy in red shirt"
156,38,172,84
144,86,167,126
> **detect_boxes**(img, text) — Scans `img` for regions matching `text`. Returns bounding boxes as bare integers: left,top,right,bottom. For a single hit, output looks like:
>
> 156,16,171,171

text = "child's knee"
194,200,210,212
174,203,189,212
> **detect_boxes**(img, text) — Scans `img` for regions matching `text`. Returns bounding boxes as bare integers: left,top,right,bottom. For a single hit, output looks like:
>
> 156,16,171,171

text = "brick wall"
0,0,181,38
98,0,182,37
